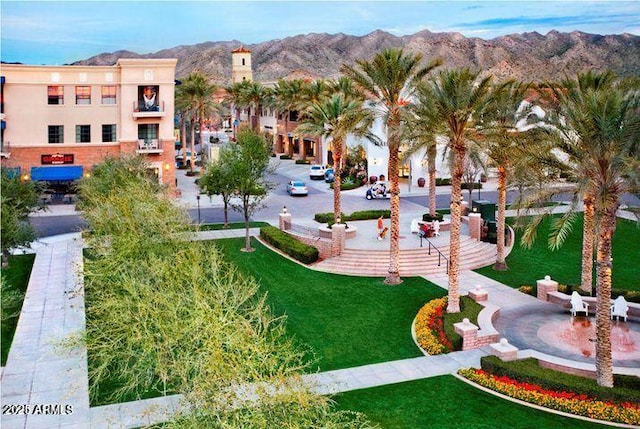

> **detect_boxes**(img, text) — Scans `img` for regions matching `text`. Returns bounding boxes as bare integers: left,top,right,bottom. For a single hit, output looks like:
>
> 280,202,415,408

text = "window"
48,86,64,105
102,124,116,142
75,86,91,105
242,58,246,66
48,125,63,143
101,85,117,104
138,123,158,144
75,125,90,143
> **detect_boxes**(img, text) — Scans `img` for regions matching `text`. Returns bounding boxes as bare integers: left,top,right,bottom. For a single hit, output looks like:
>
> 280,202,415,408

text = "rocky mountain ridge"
72,29,640,84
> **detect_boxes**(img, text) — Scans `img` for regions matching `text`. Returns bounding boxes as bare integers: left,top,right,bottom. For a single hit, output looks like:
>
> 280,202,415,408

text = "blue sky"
2,1,639,65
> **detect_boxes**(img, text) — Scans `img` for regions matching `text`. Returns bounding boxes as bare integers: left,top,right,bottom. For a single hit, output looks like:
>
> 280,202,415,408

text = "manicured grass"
475,215,639,291
334,376,607,429
215,238,445,371
197,221,270,231
1,254,35,366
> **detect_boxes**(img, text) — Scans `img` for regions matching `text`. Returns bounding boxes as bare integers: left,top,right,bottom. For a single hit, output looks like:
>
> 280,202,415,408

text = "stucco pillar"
331,223,346,257
468,213,482,241
536,275,559,301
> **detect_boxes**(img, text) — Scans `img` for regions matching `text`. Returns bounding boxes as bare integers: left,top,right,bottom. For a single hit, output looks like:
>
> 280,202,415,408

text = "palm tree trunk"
595,208,616,388
190,119,196,174
447,142,466,313
581,195,595,293
494,165,508,270
333,139,343,222
286,113,294,158
385,144,402,285
428,144,437,217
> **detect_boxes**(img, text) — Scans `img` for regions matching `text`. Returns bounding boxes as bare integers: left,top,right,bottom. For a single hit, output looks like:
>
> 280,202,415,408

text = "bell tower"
231,46,253,83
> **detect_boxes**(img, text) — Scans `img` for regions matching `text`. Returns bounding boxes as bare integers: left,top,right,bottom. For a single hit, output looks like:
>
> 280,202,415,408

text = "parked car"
309,164,326,180
286,180,308,196
365,180,390,200
175,149,201,168
324,168,335,183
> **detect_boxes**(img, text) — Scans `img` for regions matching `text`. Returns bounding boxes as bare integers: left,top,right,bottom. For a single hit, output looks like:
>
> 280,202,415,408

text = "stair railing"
420,235,449,274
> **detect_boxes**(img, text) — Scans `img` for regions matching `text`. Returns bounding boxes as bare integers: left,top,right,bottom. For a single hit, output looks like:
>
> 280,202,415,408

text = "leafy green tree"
342,49,441,285
296,93,374,224
199,146,238,227
0,169,42,266
229,127,273,252
417,68,493,312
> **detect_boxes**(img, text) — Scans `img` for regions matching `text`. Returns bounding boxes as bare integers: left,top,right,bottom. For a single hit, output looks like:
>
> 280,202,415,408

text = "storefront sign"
41,153,74,165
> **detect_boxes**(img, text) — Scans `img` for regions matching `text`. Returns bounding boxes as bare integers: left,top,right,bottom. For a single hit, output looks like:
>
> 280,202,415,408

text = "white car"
286,180,308,196
309,164,326,180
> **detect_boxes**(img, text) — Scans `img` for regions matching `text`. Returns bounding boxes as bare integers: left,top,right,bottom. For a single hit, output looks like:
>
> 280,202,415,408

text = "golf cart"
365,180,390,200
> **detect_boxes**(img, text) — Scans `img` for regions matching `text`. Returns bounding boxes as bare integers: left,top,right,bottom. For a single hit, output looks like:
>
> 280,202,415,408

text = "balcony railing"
132,101,166,118
136,139,163,154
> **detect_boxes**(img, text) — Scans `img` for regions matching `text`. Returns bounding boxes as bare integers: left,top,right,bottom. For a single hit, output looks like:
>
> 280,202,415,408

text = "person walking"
377,215,384,237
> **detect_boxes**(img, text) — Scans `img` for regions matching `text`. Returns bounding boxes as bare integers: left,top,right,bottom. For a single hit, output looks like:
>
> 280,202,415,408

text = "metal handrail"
420,235,449,274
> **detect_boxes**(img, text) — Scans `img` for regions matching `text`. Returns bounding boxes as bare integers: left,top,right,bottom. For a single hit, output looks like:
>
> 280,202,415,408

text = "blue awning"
31,166,83,181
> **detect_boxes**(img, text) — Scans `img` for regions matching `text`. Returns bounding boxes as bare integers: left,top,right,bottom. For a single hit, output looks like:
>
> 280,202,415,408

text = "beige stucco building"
1,58,178,189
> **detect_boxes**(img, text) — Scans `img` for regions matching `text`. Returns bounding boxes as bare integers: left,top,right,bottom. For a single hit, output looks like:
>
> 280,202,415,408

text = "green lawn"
1,254,35,366
215,238,445,371
476,215,639,291
334,376,607,429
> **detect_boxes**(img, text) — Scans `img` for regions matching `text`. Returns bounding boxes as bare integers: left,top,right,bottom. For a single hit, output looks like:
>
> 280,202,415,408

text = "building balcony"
136,139,163,155
132,101,166,118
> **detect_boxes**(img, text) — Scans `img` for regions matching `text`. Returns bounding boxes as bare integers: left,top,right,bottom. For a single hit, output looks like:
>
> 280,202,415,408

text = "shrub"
279,154,292,160
461,182,482,190
435,178,451,186
422,213,444,222
314,210,390,224
295,159,311,164
518,285,535,296
260,226,319,264
415,297,452,355
480,356,640,404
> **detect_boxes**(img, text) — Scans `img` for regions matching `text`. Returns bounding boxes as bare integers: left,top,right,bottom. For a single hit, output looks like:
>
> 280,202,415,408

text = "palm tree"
342,48,441,285
272,79,306,158
537,71,640,387
240,81,270,130
419,68,492,312
295,93,374,224
176,72,218,173
482,80,534,270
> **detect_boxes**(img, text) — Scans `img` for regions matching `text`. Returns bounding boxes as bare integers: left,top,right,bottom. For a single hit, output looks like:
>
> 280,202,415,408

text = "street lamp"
196,195,201,224
478,179,481,200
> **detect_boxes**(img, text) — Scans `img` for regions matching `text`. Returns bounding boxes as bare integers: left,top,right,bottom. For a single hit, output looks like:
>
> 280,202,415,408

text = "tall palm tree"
482,80,533,270
240,81,269,130
176,71,218,173
537,72,640,387
342,49,441,285
419,68,492,311
295,93,374,223
272,79,306,157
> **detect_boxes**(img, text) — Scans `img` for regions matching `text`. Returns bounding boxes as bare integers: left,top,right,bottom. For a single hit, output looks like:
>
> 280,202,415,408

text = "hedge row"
422,213,444,222
480,356,640,404
279,154,292,160
314,209,391,224
518,284,640,303
461,182,483,190
435,178,451,186
294,159,311,164
260,226,319,264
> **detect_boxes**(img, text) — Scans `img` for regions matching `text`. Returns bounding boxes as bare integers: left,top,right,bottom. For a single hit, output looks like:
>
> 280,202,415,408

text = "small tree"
1,169,42,266
199,147,238,228
229,127,272,251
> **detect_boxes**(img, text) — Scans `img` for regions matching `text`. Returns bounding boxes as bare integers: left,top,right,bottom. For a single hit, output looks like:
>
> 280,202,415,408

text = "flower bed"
414,297,453,355
458,368,640,425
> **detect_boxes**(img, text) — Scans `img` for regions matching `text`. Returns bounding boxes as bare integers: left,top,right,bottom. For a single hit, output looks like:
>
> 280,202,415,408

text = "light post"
478,179,481,200
196,195,201,224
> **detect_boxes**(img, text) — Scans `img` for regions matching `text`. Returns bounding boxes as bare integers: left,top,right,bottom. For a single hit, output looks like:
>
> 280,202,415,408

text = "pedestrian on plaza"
377,215,384,237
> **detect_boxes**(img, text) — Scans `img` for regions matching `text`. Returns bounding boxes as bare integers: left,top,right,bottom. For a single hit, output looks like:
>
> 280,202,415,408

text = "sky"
2,1,639,65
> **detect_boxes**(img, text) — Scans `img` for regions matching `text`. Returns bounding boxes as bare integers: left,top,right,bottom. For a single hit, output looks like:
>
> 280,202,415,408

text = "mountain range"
72,29,640,84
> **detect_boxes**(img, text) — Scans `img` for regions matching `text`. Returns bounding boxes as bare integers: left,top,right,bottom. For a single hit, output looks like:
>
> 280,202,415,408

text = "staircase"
312,236,498,277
